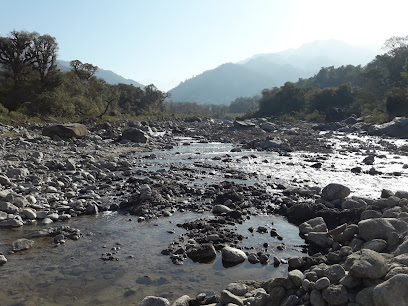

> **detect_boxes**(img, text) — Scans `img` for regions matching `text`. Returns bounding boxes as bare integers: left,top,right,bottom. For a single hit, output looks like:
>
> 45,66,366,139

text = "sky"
1,0,407,90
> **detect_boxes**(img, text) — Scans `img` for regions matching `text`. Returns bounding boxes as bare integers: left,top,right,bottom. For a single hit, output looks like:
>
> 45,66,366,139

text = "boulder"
233,120,256,128
221,246,247,264
42,123,88,139
121,128,149,143
0,219,23,227
322,285,349,305
358,218,408,242
171,295,191,306
12,238,34,252
186,244,216,263
0,255,7,265
373,274,408,306
139,296,170,306
368,117,408,138
299,217,328,236
305,232,333,248
0,201,19,213
345,249,388,279
321,183,350,201
288,269,305,288
220,290,244,306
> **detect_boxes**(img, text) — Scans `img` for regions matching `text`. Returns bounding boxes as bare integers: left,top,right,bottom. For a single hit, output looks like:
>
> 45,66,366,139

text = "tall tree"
70,60,98,81
31,33,58,83
0,30,35,86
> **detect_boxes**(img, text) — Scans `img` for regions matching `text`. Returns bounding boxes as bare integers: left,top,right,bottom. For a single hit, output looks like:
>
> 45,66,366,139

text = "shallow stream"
1,132,408,305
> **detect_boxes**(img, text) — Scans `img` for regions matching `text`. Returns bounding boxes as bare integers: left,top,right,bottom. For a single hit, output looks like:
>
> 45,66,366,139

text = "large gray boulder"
373,274,408,306
358,218,408,242
121,128,149,143
321,183,350,201
299,217,328,236
42,123,88,139
345,249,388,279
186,244,216,263
368,117,408,138
221,246,247,264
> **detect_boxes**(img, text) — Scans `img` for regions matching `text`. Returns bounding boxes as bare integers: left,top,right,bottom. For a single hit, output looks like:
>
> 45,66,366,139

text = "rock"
226,283,248,296
22,208,37,220
0,255,7,265
362,239,387,252
4,193,28,207
139,296,170,306
306,232,333,248
244,288,268,306
233,120,255,129
358,218,408,241
121,128,149,143
340,274,361,289
373,274,408,306
355,287,374,305
345,249,388,279
260,122,277,132
324,264,345,283
0,201,19,213
220,290,244,306
0,175,11,186
322,285,349,305
186,244,216,263
86,203,99,214
360,210,382,220
342,199,367,209
368,117,408,138
221,246,247,264
310,289,325,306
299,217,328,236
394,237,408,256
281,294,300,306
212,204,231,214
12,238,34,252
6,168,30,179
0,219,23,227
315,277,331,290
321,183,350,201
288,269,305,288
381,189,395,198
171,295,191,306
42,123,88,139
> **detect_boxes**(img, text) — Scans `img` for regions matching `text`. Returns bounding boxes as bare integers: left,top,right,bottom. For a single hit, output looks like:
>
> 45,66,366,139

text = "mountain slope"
57,60,144,88
169,40,380,105
168,63,273,105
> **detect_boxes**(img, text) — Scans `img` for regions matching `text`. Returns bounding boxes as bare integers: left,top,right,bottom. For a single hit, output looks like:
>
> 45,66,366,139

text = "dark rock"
42,123,88,139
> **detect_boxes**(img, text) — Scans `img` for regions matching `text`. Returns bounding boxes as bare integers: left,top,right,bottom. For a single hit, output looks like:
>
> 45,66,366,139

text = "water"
0,212,303,305
136,134,408,198
2,132,408,305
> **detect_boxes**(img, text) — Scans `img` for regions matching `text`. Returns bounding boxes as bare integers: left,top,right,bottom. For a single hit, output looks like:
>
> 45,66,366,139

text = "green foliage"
228,96,260,113
257,82,307,116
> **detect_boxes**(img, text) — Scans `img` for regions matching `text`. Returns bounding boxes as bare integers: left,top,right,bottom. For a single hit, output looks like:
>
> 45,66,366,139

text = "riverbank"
1,117,408,305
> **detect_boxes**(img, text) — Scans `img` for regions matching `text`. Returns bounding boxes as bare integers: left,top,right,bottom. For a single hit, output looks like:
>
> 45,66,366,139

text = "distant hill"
57,60,144,88
168,63,273,105
168,40,380,105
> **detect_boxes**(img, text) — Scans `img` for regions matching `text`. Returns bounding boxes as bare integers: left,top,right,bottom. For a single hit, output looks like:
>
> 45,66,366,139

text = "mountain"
57,60,144,88
168,63,273,105
168,40,380,105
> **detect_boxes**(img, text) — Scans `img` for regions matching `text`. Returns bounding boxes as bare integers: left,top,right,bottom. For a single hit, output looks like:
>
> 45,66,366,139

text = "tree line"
255,35,408,122
0,30,169,120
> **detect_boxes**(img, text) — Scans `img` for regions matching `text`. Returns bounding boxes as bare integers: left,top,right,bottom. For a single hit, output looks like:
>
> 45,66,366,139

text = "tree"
140,84,170,114
70,60,98,81
0,30,35,86
31,33,58,84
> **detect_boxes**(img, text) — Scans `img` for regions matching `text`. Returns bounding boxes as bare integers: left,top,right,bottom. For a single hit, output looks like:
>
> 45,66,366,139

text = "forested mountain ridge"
168,40,379,105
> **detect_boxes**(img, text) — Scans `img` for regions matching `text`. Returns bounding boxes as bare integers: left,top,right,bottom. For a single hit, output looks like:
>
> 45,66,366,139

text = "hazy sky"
1,0,407,90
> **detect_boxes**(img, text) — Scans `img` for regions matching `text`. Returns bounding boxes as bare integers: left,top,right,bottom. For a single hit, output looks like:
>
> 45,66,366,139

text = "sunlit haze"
1,0,407,90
